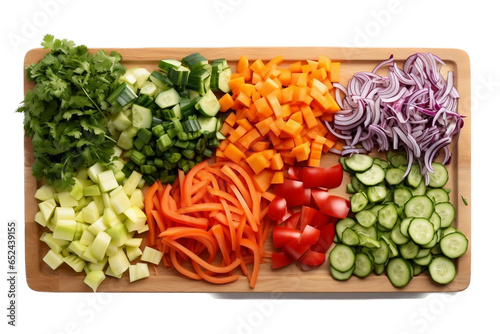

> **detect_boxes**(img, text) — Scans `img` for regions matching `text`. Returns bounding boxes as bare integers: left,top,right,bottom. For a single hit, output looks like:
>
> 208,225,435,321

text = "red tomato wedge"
310,223,336,253
272,226,301,248
283,238,311,260
284,211,301,229
271,252,294,269
297,225,321,246
273,179,309,207
298,249,326,267
311,188,330,209
320,195,351,219
293,164,344,189
268,196,287,221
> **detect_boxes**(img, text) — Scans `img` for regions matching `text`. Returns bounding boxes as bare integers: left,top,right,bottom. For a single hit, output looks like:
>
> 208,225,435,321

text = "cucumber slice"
434,202,456,228
429,256,456,284
197,116,218,134
439,232,468,258
367,185,387,203
428,162,449,188
330,265,355,281
345,154,374,172
404,195,434,219
386,257,412,287
385,168,405,185
425,188,450,204
355,210,377,228
131,104,153,129
406,164,423,188
394,187,412,207
350,192,368,212
378,203,398,230
399,240,420,259
353,252,374,278
370,239,390,265
155,89,180,109
341,227,360,246
391,222,410,245
335,217,357,240
195,89,220,117
329,244,356,273
408,218,435,245
356,164,385,186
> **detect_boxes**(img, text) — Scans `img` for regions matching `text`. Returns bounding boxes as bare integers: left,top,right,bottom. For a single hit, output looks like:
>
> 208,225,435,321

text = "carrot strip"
160,184,208,229
191,261,241,285
239,238,261,289
170,250,202,280
165,239,241,274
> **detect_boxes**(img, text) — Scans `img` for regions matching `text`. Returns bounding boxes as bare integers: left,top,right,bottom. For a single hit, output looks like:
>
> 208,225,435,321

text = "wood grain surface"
23,47,471,293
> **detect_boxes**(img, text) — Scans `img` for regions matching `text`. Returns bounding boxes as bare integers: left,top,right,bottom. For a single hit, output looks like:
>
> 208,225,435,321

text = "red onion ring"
327,53,465,182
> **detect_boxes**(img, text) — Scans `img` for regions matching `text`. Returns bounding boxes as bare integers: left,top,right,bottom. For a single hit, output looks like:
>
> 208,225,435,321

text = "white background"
0,0,496,333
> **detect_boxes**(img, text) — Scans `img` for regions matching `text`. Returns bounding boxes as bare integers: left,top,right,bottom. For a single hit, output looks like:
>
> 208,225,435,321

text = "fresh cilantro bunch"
18,35,126,190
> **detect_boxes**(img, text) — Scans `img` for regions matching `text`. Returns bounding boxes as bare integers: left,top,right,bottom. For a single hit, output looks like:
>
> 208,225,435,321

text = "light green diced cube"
79,229,96,246
126,246,143,262
81,247,98,264
87,217,107,235
105,265,123,278
35,211,47,227
129,189,144,209
53,207,75,223
90,231,112,261
105,244,119,257
88,163,104,183
124,238,143,248
105,223,131,247
124,206,147,225
129,263,149,283
110,189,131,214
93,195,105,215
67,240,88,257
38,198,57,222
87,257,108,271
83,184,101,197
84,270,106,292
35,184,56,201
70,178,84,201
141,246,163,265
108,248,130,276
58,191,79,207
63,254,87,272
97,169,119,193
53,219,77,241
43,249,64,270
123,171,143,196
82,201,100,224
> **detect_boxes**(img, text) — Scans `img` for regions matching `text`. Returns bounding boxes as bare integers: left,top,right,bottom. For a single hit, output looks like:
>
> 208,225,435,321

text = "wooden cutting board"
23,47,471,293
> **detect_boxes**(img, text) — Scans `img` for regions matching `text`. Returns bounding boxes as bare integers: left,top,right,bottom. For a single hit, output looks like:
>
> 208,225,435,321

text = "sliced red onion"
327,52,464,182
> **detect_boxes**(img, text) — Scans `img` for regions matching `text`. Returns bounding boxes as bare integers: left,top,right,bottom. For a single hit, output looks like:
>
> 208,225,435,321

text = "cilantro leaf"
18,35,124,190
